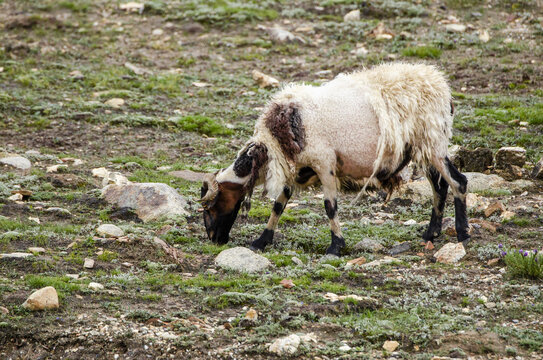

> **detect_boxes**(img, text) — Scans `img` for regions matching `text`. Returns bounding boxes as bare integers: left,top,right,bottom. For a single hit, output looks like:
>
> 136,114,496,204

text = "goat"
199,63,470,256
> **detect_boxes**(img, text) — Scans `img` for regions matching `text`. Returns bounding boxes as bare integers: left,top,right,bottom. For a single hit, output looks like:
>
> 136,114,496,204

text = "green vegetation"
502,247,543,279
402,46,442,59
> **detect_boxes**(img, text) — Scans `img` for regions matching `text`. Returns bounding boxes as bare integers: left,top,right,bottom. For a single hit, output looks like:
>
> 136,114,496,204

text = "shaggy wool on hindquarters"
244,63,453,199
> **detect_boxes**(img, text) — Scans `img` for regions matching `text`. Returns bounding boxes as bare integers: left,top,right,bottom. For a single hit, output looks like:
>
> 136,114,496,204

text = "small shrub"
500,245,542,279
171,115,233,136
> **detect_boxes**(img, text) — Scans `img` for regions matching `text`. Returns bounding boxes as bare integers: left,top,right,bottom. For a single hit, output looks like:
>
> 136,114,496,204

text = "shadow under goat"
199,63,470,256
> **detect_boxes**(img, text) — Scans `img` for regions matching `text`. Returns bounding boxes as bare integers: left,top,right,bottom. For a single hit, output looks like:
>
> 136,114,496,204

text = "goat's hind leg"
320,172,345,256
250,186,292,251
422,166,449,245
431,157,470,245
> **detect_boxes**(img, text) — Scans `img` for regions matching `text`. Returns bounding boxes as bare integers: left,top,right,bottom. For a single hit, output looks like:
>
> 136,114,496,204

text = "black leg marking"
454,197,470,244
283,186,292,199
446,157,467,194
423,167,449,242
326,231,346,256
324,199,337,219
250,229,274,251
273,201,284,215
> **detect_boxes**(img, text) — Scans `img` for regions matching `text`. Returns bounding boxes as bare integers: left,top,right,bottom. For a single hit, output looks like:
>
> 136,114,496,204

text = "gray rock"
84,258,94,269
0,252,33,259
291,256,304,266
389,242,411,256
495,146,526,169
88,282,104,291
269,334,301,355
464,172,506,192
169,169,206,182
532,157,543,179
22,286,59,310
360,256,397,268
102,183,188,222
0,155,31,170
452,147,493,172
353,238,384,253
215,247,271,273
96,224,124,238
445,23,466,32
259,25,305,44
44,207,72,217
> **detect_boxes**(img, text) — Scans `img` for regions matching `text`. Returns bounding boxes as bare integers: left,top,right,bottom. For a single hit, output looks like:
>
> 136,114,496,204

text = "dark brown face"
201,181,246,244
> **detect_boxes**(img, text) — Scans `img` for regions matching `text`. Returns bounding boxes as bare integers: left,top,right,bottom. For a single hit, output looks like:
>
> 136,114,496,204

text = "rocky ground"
1,0,543,359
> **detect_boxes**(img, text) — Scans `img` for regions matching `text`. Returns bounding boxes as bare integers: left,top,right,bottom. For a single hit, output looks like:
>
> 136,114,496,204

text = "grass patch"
171,115,233,136
402,46,442,59
501,247,542,279
25,275,81,300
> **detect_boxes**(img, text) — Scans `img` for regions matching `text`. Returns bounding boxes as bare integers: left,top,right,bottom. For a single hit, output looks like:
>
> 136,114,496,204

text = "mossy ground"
1,0,543,358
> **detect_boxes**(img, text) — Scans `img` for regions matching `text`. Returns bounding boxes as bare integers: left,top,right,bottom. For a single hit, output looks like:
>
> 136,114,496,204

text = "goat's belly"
335,149,376,179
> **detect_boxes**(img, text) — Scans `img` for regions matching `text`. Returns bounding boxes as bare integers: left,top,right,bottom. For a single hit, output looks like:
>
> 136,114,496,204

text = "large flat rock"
102,183,188,222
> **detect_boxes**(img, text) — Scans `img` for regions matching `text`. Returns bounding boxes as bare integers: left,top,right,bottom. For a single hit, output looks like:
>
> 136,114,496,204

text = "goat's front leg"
320,172,345,256
250,186,292,251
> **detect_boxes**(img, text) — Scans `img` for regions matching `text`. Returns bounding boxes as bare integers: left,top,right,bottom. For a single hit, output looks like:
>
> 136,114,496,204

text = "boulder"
495,146,526,169
0,155,31,170
102,183,188,222
22,286,59,310
215,247,271,273
434,242,466,264
452,147,493,172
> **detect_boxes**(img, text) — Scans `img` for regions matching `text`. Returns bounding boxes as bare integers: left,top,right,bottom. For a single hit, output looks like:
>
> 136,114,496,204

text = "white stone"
46,164,68,173
478,29,490,42
252,70,279,88
339,344,352,351
445,24,466,33
360,256,397,268
8,193,23,201
102,183,188,222
403,219,417,226
97,224,124,238
0,156,31,170
66,274,79,279
383,340,400,352
434,242,466,264
105,98,125,108
119,2,144,12
28,247,46,253
0,252,33,259
269,334,301,355
152,28,164,36
343,9,360,22
22,286,59,310
88,282,104,290
84,258,95,269
215,247,271,273
92,167,109,178
262,25,305,44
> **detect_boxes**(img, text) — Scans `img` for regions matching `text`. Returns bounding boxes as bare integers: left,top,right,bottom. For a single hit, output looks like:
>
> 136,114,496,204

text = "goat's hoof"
325,246,342,257
460,236,471,247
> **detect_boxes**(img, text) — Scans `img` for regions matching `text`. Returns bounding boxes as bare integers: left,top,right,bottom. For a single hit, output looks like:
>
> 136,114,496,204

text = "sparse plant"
499,244,543,279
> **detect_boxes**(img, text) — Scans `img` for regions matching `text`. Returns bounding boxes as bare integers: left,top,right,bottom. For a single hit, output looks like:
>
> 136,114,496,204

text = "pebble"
343,9,360,22
105,98,125,108
97,224,125,238
403,219,417,226
383,340,400,352
445,24,466,32
245,308,258,321
46,164,68,173
84,258,95,269
0,306,8,315
88,282,104,291
291,256,304,266
28,247,46,253
252,70,279,88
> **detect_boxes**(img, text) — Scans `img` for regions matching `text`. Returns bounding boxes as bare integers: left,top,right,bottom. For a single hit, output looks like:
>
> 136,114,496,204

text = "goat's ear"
233,143,268,189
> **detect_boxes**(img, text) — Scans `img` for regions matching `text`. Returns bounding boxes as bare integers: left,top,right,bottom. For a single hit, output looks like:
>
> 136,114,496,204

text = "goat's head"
200,143,268,244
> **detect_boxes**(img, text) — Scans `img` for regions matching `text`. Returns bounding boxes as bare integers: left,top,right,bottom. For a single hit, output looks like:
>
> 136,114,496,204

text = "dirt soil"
1,0,542,359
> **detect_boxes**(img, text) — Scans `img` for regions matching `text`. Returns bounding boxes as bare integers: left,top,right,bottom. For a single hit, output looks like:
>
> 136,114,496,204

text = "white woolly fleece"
249,63,453,199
